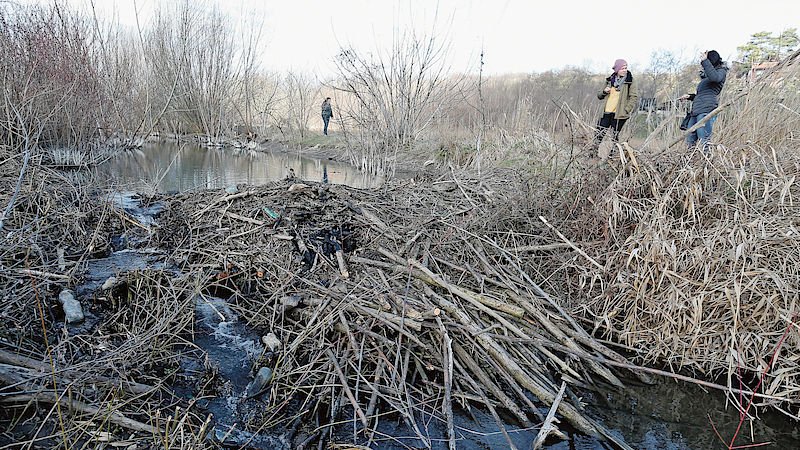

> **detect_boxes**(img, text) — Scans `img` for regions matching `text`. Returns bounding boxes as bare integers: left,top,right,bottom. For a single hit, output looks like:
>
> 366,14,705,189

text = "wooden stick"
418,278,606,440
115,209,151,231
449,164,479,208
325,349,369,429
15,269,70,281
1,392,159,434
224,211,265,226
0,350,155,395
533,338,797,403
335,249,350,279
364,359,385,421
557,321,655,385
193,190,252,218
476,234,595,339
306,297,423,333
451,342,532,427
357,208,400,240
538,216,604,271
456,360,520,450
533,382,567,449
508,291,623,388
377,247,525,318
436,317,457,450
513,243,573,252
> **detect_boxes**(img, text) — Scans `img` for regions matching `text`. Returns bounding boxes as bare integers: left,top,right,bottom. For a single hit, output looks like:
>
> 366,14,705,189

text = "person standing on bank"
680,50,728,149
321,97,334,136
591,59,638,154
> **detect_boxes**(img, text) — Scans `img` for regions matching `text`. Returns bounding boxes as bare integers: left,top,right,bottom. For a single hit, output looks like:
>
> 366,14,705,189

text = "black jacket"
690,59,728,116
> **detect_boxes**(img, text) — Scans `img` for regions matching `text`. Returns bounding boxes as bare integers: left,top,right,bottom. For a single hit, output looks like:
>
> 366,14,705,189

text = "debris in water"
261,333,281,352
245,366,274,398
100,276,118,290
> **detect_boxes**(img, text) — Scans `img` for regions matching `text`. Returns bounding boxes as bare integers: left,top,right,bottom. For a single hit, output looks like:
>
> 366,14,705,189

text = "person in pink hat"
590,58,638,154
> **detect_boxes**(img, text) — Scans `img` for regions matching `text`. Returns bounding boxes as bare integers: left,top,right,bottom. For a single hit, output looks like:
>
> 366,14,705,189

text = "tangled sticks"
154,175,644,448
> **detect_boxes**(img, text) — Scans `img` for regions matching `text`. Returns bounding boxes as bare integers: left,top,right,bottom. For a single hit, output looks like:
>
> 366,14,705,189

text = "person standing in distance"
591,59,638,155
680,50,728,150
321,97,334,135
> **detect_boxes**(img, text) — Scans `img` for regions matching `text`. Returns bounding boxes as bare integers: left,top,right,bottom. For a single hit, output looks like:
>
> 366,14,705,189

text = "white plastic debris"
261,333,281,352
101,276,118,290
58,289,84,324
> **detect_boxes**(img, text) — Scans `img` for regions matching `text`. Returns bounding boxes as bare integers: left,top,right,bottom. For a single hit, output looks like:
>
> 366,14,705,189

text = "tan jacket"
597,71,638,120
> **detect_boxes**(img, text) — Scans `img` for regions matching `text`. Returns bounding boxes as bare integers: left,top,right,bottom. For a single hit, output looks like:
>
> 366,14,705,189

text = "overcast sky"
70,0,800,76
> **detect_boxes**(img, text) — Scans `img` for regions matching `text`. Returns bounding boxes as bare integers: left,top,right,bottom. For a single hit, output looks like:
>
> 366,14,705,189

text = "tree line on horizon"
0,1,797,173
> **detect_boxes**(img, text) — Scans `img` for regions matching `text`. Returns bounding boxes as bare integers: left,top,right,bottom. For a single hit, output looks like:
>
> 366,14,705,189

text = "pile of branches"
0,163,644,448
0,164,208,447
0,166,115,343
152,171,648,449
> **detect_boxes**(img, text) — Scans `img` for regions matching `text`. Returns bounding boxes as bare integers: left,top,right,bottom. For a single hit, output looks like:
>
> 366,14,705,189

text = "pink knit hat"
613,59,628,72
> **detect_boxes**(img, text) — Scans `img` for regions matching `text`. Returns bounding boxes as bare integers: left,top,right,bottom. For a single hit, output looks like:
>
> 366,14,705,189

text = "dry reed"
558,49,800,421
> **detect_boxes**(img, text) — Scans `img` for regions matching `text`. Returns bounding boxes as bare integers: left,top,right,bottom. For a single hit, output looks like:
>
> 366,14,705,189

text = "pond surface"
97,142,382,192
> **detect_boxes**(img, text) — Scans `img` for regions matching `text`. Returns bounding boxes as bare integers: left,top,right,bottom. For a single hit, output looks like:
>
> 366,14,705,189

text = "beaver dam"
3,1,800,446
2,134,800,449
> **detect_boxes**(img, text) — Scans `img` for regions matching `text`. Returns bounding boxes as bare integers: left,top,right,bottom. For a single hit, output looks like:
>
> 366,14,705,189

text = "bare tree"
229,14,265,135
332,25,461,174
279,72,317,140
0,2,101,151
142,1,261,141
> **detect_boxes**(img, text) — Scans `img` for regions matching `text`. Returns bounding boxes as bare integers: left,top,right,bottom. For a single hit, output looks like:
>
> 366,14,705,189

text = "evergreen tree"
737,28,799,65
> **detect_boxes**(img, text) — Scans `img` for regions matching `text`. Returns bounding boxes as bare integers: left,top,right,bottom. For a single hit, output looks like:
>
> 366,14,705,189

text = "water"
96,142,382,192
582,378,800,449
324,377,800,449
192,296,291,449
85,147,800,449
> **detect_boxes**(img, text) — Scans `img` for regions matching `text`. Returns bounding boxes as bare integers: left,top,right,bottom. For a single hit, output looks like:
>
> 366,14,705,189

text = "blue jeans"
322,115,331,135
685,113,717,148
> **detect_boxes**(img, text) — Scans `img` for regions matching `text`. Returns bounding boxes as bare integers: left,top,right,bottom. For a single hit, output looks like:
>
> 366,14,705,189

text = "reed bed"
562,49,800,419
581,146,800,374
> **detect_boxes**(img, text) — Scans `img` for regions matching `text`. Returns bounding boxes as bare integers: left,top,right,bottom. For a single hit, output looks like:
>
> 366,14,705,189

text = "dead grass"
552,49,800,419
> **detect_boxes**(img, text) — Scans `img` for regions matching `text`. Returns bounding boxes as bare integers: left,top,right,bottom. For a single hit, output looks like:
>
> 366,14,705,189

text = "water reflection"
97,143,382,192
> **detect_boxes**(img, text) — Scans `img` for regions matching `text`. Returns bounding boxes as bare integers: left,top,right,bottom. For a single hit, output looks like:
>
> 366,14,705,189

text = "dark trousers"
322,115,331,135
592,113,627,149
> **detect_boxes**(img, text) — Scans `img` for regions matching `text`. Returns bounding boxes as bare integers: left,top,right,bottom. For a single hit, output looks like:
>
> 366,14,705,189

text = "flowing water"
82,145,800,449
